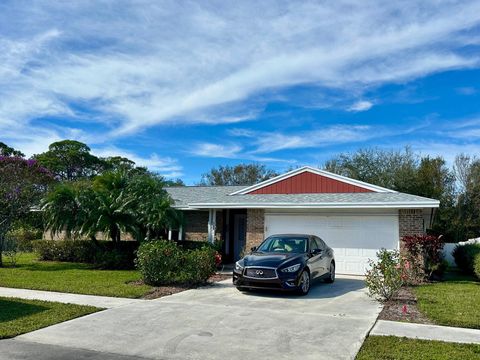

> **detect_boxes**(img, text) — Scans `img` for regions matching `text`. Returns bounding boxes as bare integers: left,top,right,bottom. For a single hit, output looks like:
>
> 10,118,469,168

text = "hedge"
33,240,138,269
452,243,480,276
135,240,216,286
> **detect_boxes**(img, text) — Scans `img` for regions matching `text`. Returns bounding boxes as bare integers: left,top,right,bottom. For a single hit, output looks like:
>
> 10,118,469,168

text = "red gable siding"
247,172,373,194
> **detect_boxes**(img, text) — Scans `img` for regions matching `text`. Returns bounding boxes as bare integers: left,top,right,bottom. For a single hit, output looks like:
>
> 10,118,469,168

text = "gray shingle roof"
165,186,439,209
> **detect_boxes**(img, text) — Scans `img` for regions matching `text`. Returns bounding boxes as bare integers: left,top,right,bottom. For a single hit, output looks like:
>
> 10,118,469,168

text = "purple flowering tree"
0,156,53,266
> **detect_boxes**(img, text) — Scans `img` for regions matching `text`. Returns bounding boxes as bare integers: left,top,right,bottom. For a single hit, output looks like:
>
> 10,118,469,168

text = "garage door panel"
265,213,399,275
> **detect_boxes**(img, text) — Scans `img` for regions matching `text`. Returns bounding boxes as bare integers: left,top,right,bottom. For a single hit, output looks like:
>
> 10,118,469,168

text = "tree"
0,142,24,157
0,157,53,266
456,158,480,240
200,163,278,186
34,140,104,181
42,170,182,244
324,148,458,240
324,147,418,192
163,178,185,187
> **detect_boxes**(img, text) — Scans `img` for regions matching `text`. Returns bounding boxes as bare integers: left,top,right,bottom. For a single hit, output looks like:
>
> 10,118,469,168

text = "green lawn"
0,297,99,339
0,253,151,298
414,270,480,329
357,336,480,360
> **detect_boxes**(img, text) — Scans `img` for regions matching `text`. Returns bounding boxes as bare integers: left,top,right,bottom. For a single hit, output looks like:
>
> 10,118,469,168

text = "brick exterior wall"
246,209,265,250
43,230,134,241
183,210,223,242
399,209,424,252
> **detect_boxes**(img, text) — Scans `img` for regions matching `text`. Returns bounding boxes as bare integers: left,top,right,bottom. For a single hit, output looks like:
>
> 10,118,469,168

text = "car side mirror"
311,249,322,255
251,246,257,252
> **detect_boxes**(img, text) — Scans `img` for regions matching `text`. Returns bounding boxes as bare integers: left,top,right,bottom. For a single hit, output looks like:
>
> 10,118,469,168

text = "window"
315,236,326,250
257,236,308,253
310,237,320,251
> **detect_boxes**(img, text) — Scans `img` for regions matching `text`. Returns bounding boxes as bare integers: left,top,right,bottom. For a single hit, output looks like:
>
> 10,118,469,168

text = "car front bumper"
233,268,302,291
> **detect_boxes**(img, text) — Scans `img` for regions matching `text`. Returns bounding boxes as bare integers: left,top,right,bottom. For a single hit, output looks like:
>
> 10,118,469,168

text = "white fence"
442,238,480,266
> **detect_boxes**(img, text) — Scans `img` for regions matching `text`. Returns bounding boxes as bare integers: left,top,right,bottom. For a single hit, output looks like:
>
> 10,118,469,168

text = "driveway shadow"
236,277,366,300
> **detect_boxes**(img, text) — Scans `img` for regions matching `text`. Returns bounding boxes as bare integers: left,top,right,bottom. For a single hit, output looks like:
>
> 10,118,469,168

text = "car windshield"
256,236,308,254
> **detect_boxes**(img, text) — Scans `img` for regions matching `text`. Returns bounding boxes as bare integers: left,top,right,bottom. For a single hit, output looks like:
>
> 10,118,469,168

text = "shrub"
136,240,216,286
365,249,404,302
32,240,138,269
2,236,20,266
7,227,41,252
474,253,480,280
453,243,480,275
402,235,444,280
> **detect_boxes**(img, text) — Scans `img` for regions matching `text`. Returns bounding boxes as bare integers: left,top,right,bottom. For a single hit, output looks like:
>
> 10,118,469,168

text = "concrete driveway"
2,275,381,360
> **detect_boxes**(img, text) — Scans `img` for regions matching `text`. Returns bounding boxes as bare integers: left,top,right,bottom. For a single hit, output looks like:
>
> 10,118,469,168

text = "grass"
0,253,152,298
413,269,480,329
356,336,480,360
0,296,99,339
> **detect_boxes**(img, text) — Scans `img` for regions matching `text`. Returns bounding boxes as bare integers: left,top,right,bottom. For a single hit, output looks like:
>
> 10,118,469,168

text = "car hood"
243,252,303,268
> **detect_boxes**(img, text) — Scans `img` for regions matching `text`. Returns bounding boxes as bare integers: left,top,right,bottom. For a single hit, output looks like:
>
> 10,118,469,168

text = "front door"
233,214,247,261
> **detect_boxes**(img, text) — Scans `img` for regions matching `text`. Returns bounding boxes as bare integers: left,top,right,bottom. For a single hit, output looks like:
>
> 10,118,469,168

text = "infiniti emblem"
255,270,264,275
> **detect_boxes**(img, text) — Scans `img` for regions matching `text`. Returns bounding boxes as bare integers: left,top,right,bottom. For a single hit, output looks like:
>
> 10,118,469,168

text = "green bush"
32,240,138,269
365,249,404,302
136,240,216,286
474,253,480,280
7,227,42,252
453,243,480,275
33,240,94,263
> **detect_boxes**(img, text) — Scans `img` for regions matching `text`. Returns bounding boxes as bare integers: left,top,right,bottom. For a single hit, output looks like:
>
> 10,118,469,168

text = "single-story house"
165,166,439,275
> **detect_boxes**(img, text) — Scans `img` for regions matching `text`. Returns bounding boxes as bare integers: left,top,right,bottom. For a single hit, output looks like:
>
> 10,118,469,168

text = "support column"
208,209,217,243
178,225,183,241
168,227,172,241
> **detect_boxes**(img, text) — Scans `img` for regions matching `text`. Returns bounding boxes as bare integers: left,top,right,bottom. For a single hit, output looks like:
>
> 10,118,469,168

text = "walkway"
0,287,145,308
371,320,480,344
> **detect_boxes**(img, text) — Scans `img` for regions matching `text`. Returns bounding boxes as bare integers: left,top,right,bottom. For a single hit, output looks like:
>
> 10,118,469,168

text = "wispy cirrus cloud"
92,146,183,178
0,1,479,176
347,100,374,112
229,125,377,153
0,1,480,140
191,143,243,159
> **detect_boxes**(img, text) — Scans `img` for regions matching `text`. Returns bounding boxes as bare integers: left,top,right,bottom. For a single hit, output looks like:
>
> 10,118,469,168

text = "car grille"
244,268,277,279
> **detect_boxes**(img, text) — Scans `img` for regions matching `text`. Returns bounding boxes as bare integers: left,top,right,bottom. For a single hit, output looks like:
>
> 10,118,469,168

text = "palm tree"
42,170,182,243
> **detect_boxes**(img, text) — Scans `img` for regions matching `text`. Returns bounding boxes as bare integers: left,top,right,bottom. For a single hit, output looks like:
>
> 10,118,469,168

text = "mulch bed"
378,286,433,324
138,273,231,300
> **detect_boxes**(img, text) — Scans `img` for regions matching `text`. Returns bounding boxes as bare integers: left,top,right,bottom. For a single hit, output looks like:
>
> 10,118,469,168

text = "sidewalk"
371,320,480,344
0,287,146,308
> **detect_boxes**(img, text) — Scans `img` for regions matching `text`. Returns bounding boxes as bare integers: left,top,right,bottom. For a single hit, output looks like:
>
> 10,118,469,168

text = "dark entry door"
233,214,247,261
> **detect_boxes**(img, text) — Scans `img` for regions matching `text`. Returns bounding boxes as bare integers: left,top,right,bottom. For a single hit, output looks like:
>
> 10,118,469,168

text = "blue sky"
0,1,479,184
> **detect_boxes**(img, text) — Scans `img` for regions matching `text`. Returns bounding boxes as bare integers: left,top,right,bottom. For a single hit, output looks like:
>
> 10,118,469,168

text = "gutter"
173,201,440,210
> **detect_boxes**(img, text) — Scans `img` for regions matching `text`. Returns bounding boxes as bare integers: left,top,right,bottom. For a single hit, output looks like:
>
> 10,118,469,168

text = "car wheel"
297,270,311,295
325,262,335,283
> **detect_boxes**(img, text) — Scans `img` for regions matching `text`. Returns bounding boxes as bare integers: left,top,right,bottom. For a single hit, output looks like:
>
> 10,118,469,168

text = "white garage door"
265,213,399,275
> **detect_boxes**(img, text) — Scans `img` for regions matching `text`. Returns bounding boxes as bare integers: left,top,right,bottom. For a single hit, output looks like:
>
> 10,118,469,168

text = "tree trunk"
110,226,121,247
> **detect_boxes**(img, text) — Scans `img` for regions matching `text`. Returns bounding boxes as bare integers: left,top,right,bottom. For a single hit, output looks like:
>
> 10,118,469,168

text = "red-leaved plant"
402,235,445,281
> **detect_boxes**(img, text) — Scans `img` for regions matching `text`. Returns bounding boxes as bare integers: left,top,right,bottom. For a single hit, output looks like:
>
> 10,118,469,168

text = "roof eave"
176,201,440,210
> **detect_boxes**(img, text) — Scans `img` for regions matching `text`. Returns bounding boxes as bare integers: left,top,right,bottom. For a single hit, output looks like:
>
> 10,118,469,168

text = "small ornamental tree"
402,235,444,280
0,156,53,266
365,249,404,301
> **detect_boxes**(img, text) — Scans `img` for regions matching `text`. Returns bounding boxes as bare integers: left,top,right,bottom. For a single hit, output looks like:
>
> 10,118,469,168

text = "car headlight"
281,264,301,273
234,261,244,272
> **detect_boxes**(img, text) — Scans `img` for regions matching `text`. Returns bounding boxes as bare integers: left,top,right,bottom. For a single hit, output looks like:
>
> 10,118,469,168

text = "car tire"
325,262,335,283
297,270,311,296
